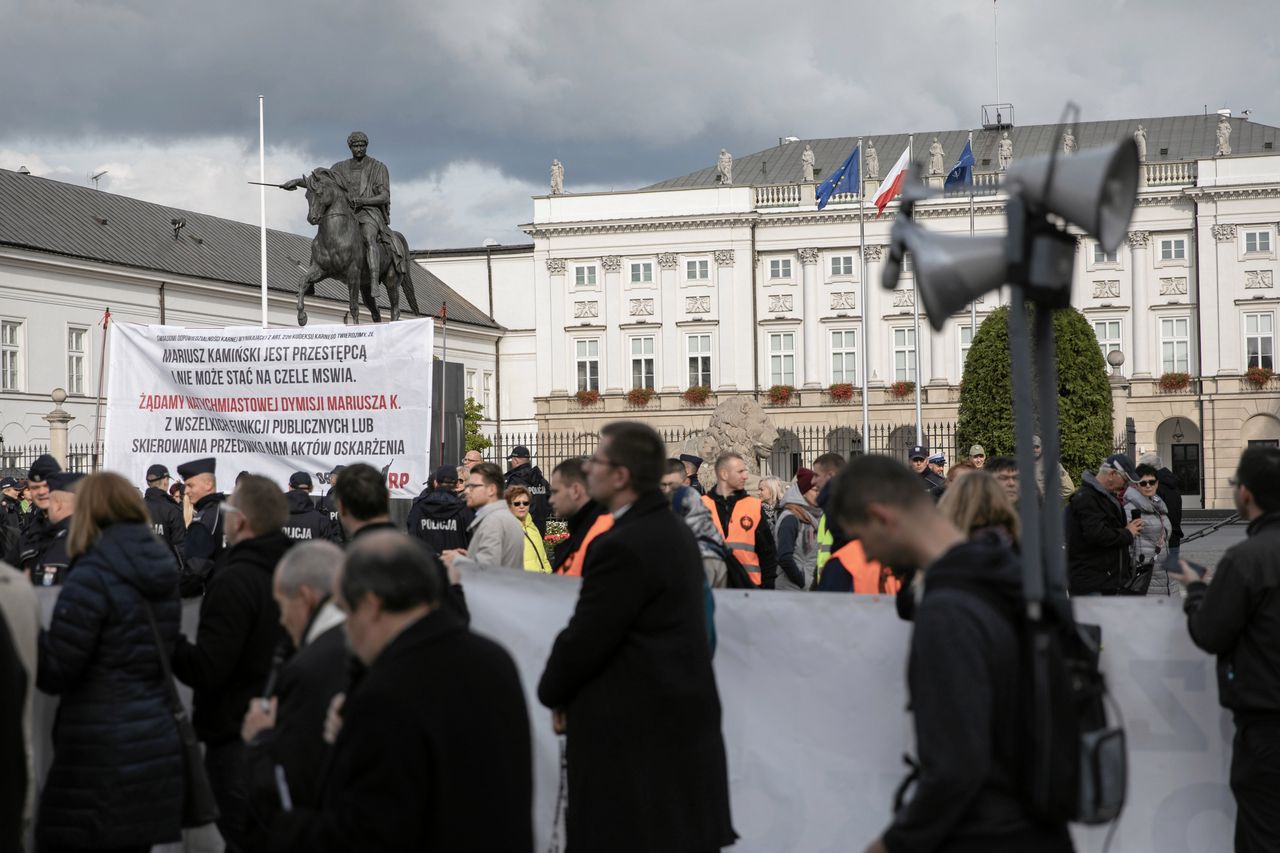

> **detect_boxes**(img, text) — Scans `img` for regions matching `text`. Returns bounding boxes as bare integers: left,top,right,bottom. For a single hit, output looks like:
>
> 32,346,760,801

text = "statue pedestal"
800,182,816,207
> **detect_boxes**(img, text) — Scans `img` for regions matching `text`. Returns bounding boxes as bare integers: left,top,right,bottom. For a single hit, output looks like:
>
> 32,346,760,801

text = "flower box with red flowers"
626,387,656,406
1246,366,1274,387
890,380,916,399
827,383,855,402
767,384,795,405
575,389,601,406
682,385,711,405
1158,372,1190,392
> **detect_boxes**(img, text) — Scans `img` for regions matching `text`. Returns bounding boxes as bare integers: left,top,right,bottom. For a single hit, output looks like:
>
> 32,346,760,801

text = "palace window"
686,259,709,280
575,339,600,391
830,255,854,277
1244,230,1272,255
1094,319,1122,373
769,332,795,386
0,321,20,392
574,265,597,288
769,258,792,280
630,337,655,390
630,262,653,284
687,334,712,387
830,329,858,384
1159,238,1185,261
67,326,87,396
892,327,916,382
1160,317,1190,374
1246,312,1274,370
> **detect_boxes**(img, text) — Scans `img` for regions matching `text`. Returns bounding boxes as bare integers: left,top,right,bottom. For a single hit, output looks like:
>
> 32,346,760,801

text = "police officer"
177,457,226,596
316,464,347,545
143,464,186,563
505,446,552,535
405,465,473,555
27,471,82,586
679,454,706,495
909,445,945,501
16,454,61,574
0,477,21,563
283,471,335,542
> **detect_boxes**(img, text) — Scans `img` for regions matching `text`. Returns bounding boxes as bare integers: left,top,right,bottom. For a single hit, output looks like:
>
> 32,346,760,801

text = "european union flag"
816,145,860,210
944,139,975,191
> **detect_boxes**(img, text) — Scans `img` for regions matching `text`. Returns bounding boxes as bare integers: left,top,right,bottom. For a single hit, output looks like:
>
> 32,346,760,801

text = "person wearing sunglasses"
506,485,551,574
1123,463,1172,596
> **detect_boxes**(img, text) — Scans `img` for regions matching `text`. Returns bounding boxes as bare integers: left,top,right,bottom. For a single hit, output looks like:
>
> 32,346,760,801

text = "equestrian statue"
279,131,418,326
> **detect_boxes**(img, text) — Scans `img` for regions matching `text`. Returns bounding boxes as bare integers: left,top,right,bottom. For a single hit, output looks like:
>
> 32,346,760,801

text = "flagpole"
258,96,268,328
969,131,977,340
92,308,110,471
858,137,869,453
439,302,448,468
909,134,922,446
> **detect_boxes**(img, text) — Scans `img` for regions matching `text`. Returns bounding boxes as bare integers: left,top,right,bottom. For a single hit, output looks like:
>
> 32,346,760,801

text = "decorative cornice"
798,247,820,265
656,252,678,270
522,214,755,238
1213,224,1237,243
1183,185,1280,203
545,258,566,274
1127,231,1150,249
600,255,622,273
714,249,735,267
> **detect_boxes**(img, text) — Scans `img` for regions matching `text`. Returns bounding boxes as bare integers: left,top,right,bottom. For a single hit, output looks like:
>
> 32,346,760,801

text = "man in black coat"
505,445,551,535
282,472,335,543
1066,455,1144,595
539,421,736,853
548,456,607,573
0,607,24,853
829,455,1073,853
405,465,473,555
241,540,348,850
25,471,81,587
178,456,228,595
268,530,532,852
173,474,292,852
143,463,186,562
1171,446,1280,851
15,454,60,575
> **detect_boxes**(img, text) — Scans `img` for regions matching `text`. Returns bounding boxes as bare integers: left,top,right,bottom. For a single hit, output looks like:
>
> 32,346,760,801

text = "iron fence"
0,442,102,478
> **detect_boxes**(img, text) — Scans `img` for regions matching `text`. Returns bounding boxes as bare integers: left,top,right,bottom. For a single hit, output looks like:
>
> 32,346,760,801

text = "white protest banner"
103,318,433,498
460,570,1235,853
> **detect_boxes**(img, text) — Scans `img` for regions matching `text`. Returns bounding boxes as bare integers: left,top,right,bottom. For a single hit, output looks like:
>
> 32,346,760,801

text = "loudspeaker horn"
1006,138,1139,255
882,217,1008,332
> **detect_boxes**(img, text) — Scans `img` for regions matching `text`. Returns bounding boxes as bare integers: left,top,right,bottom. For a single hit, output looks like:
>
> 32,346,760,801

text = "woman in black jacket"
37,472,184,853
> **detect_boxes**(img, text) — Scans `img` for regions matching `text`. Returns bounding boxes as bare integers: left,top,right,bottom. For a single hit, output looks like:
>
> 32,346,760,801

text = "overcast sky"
3,0,1277,248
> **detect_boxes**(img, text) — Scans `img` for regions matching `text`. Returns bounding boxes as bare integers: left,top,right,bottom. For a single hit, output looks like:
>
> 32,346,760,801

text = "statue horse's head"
305,168,350,226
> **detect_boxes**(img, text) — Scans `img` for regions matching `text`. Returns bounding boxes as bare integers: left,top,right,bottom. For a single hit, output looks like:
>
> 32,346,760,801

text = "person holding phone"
1124,464,1172,595
1170,446,1280,851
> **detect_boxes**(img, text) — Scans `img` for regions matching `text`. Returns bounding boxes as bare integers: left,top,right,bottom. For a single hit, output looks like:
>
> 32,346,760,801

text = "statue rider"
283,131,400,292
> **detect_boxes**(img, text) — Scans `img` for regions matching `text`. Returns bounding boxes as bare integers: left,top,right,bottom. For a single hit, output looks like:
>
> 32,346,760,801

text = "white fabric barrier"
461,569,1236,853
104,318,434,499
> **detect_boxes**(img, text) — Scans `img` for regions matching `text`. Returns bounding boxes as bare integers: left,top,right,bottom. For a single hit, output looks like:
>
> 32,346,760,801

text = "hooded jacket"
1065,472,1132,595
282,489,334,543
882,539,1072,853
35,522,184,850
505,462,551,535
405,487,473,555
172,530,292,743
1123,484,1171,573
776,482,822,591
144,485,187,560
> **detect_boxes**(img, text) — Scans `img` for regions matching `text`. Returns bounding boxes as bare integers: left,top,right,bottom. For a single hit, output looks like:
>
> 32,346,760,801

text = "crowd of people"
0,425,1276,852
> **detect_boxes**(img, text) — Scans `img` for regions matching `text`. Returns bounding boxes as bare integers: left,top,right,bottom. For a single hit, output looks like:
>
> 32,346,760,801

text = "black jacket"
1066,472,1132,595
317,492,346,545
705,487,779,588
551,500,607,572
172,530,292,744
36,522,184,850
1184,512,1280,719
144,486,187,560
922,469,947,501
282,489,334,543
268,608,533,852
26,516,71,587
0,607,24,853
182,491,227,596
1155,467,1184,547
538,491,736,853
16,508,55,572
882,539,1072,853
505,462,551,535
405,487,473,555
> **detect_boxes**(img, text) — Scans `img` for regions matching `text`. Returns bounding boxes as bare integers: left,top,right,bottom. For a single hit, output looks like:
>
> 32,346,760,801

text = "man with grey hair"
1066,454,1143,595
1139,451,1183,567
241,541,348,833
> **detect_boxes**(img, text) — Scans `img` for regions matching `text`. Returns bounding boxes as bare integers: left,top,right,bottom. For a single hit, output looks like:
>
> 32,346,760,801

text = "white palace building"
3,111,1280,509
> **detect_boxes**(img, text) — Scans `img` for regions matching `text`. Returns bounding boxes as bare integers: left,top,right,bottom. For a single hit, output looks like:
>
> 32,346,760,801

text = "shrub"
957,305,1113,482
463,398,492,452
575,389,600,406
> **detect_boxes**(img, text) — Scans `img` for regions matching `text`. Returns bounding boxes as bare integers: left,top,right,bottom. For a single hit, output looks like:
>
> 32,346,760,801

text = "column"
1209,223,1236,376
715,249,737,391
44,389,74,468
1128,231,1151,378
544,258,566,394
657,253,680,392
602,255,624,393
862,245,886,387
799,247,821,387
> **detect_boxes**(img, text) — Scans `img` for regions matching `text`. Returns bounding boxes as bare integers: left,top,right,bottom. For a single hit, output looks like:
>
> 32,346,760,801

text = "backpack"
915,575,1126,826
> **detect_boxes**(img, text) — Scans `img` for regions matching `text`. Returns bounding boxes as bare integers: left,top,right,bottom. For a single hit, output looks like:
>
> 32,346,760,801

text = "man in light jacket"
442,462,524,571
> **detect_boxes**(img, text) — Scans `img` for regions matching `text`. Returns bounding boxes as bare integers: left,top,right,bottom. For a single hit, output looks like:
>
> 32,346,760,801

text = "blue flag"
816,145,860,210
944,139,975,190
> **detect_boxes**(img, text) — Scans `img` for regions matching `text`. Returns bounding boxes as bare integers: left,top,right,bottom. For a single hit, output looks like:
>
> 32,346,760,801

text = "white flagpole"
909,134,922,445
969,131,977,340
259,96,269,328
857,137,869,453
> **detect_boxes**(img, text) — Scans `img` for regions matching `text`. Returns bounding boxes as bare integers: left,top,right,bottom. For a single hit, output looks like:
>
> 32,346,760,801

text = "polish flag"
872,147,912,216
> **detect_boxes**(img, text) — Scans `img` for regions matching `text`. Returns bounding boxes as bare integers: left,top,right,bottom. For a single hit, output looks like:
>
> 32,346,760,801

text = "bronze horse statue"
294,168,419,326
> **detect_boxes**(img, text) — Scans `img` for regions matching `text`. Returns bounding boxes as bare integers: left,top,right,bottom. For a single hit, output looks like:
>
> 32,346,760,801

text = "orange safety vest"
831,540,900,596
559,513,614,577
702,493,763,587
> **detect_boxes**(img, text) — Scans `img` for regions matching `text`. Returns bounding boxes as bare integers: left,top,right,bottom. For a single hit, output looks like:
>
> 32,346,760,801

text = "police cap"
28,453,62,483
176,457,216,480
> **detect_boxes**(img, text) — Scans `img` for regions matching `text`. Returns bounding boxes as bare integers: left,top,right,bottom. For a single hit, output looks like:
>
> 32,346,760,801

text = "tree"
957,305,1113,483
463,398,492,453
